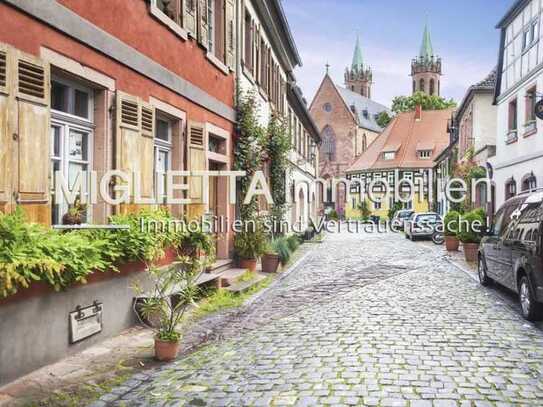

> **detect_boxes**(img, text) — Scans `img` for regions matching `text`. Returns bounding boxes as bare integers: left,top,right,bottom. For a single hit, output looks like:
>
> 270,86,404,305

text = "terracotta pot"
261,253,280,273
463,242,479,263
444,236,460,252
238,258,257,272
154,338,180,361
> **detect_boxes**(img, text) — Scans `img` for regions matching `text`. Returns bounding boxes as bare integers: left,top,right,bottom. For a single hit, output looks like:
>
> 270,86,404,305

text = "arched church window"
321,125,336,162
412,80,416,94
522,173,537,192
505,178,517,200
429,79,435,96
419,78,425,93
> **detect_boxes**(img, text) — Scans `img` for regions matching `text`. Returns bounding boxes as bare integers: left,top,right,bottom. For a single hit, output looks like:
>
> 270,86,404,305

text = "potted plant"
177,226,215,264
262,236,291,273
443,210,461,252
62,198,87,225
133,259,202,361
458,209,485,262
234,224,266,272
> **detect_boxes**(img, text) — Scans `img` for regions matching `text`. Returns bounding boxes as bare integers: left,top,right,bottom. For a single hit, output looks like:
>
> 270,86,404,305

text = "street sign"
535,100,543,120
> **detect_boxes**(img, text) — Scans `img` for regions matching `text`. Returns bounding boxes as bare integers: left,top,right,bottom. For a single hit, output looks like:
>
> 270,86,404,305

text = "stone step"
219,268,249,287
206,259,234,274
224,273,267,294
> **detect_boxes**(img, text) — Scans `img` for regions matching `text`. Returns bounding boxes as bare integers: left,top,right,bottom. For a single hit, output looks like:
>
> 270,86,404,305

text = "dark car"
391,209,414,230
405,212,442,240
478,191,543,320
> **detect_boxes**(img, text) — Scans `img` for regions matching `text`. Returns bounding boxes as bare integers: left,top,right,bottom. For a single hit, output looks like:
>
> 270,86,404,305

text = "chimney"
415,105,422,121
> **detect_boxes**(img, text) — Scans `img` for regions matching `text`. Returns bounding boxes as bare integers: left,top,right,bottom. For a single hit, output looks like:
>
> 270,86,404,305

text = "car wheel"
478,256,491,286
519,275,542,321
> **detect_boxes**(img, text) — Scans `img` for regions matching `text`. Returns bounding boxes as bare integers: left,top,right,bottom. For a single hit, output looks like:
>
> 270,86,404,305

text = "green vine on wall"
267,113,291,234
234,91,267,222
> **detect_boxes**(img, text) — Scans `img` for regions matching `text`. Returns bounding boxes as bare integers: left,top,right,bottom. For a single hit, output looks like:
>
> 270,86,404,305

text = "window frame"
154,113,174,203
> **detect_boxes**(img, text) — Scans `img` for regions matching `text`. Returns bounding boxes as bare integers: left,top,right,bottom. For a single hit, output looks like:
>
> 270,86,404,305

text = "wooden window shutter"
197,0,209,49
183,0,197,35
225,0,235,68
187,121,206,202
14,51,51,223
0,45,11,205
115,91,141,200
139,102,155,199
0,47,7,93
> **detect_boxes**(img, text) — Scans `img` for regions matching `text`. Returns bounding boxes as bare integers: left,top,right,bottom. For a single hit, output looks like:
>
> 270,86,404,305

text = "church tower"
411,22,442,96
345,36,372,98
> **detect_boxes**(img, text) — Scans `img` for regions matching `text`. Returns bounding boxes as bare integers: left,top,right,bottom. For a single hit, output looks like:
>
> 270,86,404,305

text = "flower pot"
238,258,257,272
444,236,460,252
463,242,479,263
154,338,180,361
261,253,280,273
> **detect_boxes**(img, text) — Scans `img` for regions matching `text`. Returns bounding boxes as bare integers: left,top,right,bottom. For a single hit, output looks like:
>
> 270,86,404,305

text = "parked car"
478,191,543,321
405,212,442,240
391,209,414,230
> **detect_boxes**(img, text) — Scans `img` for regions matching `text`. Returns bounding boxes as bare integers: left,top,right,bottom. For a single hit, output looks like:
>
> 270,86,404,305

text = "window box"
506,129,518,144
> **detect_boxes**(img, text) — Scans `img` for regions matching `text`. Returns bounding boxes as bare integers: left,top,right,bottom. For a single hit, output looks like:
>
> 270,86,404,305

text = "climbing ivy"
267,114,291,234
234,91,267,221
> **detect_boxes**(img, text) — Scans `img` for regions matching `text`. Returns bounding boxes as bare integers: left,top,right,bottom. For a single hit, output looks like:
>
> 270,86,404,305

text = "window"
51,79,92,120
429,79,435,96
525,86,536,124
374,201,382,210
505,179,517,200
50,77,94,225
154,114,173,202
418,150,432,159
508,98,517,131
412,80,416,94
522,174,537,192
207,0,225,63
419,78,425,93
244,11,253,72
382,151,395,160
523,29,530,50
362,134,367,152
323,103,332,112
321,125,336,161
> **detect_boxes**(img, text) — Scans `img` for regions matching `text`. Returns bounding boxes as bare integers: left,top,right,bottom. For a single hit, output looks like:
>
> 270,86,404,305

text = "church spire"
411,18,442,96
345,35,372,98
351,35,364,71
419,21,434,60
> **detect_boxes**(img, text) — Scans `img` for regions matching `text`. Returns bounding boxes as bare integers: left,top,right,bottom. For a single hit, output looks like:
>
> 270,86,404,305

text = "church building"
309,37,390,218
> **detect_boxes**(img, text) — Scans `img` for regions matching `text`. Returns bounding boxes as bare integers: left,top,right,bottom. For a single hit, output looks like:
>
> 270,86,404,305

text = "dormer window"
418,150,432,159
382,151,395,160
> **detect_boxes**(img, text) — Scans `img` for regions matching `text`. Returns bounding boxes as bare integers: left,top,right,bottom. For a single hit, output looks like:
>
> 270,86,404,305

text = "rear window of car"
416,214,438,223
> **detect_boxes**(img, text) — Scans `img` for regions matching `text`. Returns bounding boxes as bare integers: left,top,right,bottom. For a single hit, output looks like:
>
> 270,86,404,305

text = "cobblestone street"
99,229,543,406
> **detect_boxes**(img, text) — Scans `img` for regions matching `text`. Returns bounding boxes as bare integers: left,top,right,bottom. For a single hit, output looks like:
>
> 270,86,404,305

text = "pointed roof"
419,22,434,59
351,36,364,71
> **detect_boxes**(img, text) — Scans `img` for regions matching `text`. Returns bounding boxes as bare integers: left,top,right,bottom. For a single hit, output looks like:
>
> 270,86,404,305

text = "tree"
376,111,392,128
391,91,456,114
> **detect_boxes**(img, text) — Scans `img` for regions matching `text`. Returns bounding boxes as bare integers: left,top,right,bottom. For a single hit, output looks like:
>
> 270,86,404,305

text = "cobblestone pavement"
98,228,543,406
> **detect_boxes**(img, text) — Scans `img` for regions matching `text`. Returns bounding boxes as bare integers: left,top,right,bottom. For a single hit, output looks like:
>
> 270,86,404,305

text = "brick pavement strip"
98,230,543,406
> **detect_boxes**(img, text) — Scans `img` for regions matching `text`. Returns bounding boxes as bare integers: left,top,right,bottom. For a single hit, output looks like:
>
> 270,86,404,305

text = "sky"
282,0,514,108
